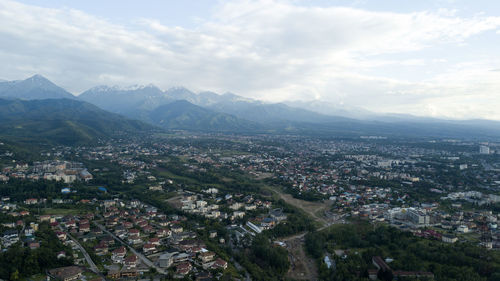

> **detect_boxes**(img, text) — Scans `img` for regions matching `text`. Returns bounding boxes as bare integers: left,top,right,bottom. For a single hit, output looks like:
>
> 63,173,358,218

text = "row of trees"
0,222,74,280
305,222,500,281
235,234,290,281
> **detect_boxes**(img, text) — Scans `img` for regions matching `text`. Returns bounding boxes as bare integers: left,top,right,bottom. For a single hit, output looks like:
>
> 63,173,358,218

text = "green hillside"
148,100,262,132
0,98,155,145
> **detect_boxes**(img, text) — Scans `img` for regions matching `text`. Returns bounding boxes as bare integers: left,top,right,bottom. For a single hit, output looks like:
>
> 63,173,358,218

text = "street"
93,221,166,274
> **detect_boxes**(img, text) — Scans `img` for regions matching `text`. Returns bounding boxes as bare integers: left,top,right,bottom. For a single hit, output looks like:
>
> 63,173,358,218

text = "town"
0,133,499,280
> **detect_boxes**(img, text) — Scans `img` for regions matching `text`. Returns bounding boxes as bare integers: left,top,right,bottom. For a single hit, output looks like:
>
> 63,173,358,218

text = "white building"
456,225,469,233
480,145,490,154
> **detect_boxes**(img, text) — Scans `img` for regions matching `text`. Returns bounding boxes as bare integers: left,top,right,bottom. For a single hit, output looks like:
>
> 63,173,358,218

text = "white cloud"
0,0,500,119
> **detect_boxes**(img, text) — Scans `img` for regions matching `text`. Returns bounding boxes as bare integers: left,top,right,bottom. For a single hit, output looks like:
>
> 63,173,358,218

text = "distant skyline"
1,0,500,120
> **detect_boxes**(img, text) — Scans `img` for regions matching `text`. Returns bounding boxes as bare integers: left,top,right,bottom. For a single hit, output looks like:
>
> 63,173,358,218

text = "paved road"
65,231,100,273
231,257,252,281
93,221,166,274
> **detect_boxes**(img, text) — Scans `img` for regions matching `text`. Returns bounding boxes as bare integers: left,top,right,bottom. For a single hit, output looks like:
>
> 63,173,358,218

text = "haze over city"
1,0,500,119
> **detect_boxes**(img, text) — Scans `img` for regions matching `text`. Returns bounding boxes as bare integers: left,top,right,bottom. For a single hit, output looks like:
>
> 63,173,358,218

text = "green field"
40,208,85,215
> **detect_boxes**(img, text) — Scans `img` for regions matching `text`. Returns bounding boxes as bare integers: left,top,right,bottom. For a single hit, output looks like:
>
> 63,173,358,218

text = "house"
229,202,244,210
198,251,215,263
176,262,192,276
1,222,15,228
107,270,121,279
442,235,458,243
29,242,40,250
112,246,127,263
245,204,257,211
124,254,138,269
457,225,469,233
260,217,275,229
232,211,245,219
127,233,142,244
263,201,272,208
79,170,93,181
114,226,127,238
57,251,67,259
270,208,287,222
157,228,171,238
105,217,119,227
189,246,202,253
24,198,38,205
128,236,142,244
24,227,35,236
171,224,183,233
195,272,212,281
159,252,176,268
120,269,138,278
94,242,109,255
211,258,228,270
48,266,83,281
79,223,90,233
143,225,154,234
149,237,160,245
65,220,76,228
56,231,67,241
177,239,198,251
102,236,115,245
137,220,148,228
142,243,156,254
128,229,140,238
39,215,52,222
173,252,190,263
157,220,170,227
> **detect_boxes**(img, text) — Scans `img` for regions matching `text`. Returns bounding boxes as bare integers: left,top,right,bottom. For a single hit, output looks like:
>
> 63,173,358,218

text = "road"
263,186,344,280
93,221,166,274
231,257,252,281
65,231,100,273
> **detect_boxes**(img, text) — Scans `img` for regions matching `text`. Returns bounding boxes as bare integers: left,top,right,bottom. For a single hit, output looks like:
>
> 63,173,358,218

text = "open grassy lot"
40,208,85,215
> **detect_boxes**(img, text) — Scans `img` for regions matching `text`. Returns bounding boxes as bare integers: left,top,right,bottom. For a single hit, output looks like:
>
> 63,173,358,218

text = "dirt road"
263,186,336,280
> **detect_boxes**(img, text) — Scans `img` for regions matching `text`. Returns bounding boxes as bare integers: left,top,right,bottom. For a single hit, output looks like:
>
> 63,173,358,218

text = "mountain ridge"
0,98,155,145
3,75,500,139
148,100,262,132
0,74,76,100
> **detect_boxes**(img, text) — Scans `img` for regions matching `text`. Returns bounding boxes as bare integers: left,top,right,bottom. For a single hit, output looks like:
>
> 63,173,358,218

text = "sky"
1,0,500,120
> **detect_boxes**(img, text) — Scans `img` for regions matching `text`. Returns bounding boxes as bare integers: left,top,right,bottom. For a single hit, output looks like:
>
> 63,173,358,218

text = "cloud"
1,0,500,119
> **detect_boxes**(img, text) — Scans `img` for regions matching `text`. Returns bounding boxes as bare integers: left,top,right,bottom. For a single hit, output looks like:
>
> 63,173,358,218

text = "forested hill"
0,98,155,145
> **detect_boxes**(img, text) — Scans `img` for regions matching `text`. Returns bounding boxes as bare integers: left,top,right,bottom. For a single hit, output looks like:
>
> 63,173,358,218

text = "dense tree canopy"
305,222,500,281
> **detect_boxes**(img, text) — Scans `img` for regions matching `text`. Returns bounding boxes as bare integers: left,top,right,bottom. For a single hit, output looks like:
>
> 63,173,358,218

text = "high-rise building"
480,145,490,154
407,209,430,225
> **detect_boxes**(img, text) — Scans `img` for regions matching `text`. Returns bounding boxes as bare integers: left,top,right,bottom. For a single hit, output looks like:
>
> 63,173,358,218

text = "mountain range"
78,85,336,124
1,74,500,140
0,98,153,145
0,74,75,100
